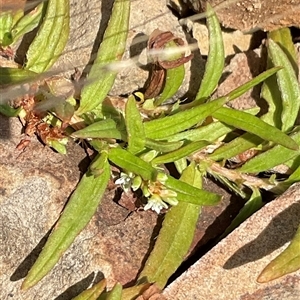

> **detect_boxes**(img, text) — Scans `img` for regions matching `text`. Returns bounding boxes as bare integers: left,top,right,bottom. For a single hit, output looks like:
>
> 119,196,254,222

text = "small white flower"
144,194,168,214
115,172,134,193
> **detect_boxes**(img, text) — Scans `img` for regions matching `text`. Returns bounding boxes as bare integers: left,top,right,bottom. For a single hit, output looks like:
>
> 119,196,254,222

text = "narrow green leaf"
0,104,21,117
125,95,145,154
269,28,298,75
108,147,157,181
145,67,280,140
48,139,67,154
166,121,233,143
76,0,130,115
90,152,109,177
165,175,220,205
195,3,224,103
115,283,150,300
152,140,209,165
209,132,263,161
276,164,300,193
139,162,202,288
154,40,185,106
221,188,263,238
0,12,13,46
144,96,229,139
72,119,122,139
212,107,298,150
25,0,70,73
106,283,122,300
11,1,45,44
72,279,106,300
260,58,282,128
145,138,184,152
225,67,281,101
167,107,259,143
174,157,187,174
0,67,37,85
22,156,110,290
238,128,300,173
268,39,300,132
257,224,300,283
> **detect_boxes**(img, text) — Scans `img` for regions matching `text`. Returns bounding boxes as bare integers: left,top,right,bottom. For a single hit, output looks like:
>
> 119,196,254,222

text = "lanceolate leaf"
212,107,298,150
144,96,229,139
238,128,300,173
221,188,263,238
139,162,202,288
145,138,184,152
195,3,224,103
72,279,107,300
166,107,259,143
152,140,209,165
268,39,300,132
0,104,21,117
22,156,110,290
72,119,122,139
108,147,157,181
0,67,37,85
145,67,280,140
257,224,300,283
125,95,145,154
11,1,45,44
164,175,220,205
106,283,123,300
76,0,130,115
209,132,263,161
25,0,70,73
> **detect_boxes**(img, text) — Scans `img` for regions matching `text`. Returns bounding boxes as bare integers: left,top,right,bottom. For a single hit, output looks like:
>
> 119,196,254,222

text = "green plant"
1,1,300,299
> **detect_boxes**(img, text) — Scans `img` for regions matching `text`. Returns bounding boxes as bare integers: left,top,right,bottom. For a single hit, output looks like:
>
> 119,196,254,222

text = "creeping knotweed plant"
1,0,300,298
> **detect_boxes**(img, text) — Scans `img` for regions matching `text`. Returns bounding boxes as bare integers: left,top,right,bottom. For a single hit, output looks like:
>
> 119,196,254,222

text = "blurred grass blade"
72,279,106,300
72,119,122,139
125,95,145,153
22,156,110,290
154,40,185,106
152,140,209,165
139,162,202,288
108,148,157,181
268,38,300,132
25,0,70,73
257,224,300,283
106,283,122,300
76,0,130,115
221,188,263,238
164,175,220,205
11,1,45,44
238,128,300,173
212,107,298,150
144,96,229,139
145,138,184,152
209,132,262,161
194,3,224,103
